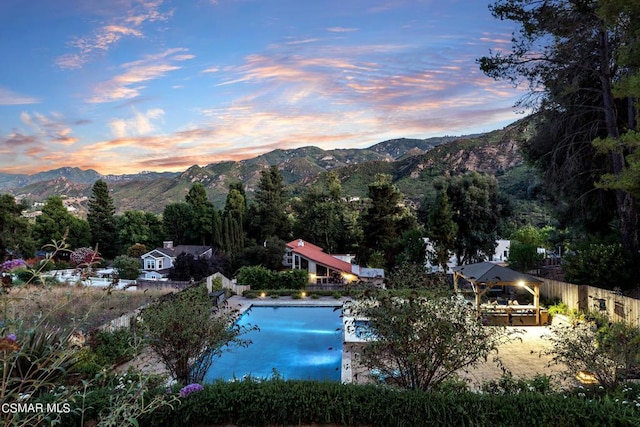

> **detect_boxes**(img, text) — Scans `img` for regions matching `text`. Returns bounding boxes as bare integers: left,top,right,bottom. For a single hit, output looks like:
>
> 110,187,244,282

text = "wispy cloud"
326,27,358,33
109,108,165,138
55,0,172,69
0,87,40,105
88,48,194,103
19,112,80,146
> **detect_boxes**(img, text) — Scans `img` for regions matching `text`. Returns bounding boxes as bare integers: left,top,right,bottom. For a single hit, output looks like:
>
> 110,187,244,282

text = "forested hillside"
4,126,532,215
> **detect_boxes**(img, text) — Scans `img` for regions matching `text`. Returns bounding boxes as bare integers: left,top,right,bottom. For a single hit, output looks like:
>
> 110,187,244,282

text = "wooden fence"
99,304,149,332
540,278,640,326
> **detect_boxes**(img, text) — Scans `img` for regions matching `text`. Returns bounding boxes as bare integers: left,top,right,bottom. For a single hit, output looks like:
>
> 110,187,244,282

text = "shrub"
563,242,636,290
236,266,276,288
90,328,140,366
14,268,40,284
276,269,308,289
350,295,517,391
544,317,640,389
112,255,142,280
70,247,102,268
547,301,569,316
0,326,81,426
236,266,309,290
481,374,553,395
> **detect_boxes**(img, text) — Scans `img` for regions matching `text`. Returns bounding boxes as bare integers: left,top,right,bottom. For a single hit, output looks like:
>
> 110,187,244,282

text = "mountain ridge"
2,122,532,214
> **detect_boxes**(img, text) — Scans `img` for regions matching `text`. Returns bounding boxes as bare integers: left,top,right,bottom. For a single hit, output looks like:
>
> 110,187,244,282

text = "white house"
424,239,522,274
139,241,212,279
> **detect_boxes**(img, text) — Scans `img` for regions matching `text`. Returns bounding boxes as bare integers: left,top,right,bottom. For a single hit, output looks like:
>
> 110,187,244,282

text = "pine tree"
87,180,118,258
185,183,214,246
361,174,417,268
248,166,291,242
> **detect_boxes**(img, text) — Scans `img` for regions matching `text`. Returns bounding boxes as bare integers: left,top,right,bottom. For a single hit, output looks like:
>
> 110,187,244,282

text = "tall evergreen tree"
185,183,214,246
361,174,418,268
248,165,291,242
292,172,354,253
162,202,193,246
87,179,118,258
222,183,246,256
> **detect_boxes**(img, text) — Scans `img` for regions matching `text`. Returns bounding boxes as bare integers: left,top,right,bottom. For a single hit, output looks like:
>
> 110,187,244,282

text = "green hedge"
41,379,640,426
140,380,640,427
236,266,308,290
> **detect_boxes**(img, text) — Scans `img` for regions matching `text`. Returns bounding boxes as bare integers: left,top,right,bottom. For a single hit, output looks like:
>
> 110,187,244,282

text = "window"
145,259,156,270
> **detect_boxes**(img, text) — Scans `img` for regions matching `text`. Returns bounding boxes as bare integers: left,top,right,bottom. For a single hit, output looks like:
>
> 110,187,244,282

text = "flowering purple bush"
179,383,204,398
1,259,26,272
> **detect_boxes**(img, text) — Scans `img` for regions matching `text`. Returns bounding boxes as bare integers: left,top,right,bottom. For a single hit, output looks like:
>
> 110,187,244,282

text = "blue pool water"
203,306,343,382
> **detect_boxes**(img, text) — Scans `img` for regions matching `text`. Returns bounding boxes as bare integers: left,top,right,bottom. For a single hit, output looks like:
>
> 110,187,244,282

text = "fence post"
578,285,589,312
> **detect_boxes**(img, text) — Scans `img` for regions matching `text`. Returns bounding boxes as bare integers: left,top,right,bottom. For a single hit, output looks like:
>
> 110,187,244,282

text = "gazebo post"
534,283,540,325
518,282,541,325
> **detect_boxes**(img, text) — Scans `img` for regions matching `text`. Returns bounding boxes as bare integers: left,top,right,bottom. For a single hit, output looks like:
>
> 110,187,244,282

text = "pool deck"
120,296,569,390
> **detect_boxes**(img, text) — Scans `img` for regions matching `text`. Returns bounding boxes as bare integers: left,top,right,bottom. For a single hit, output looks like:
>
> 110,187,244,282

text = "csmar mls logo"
1,402,71,414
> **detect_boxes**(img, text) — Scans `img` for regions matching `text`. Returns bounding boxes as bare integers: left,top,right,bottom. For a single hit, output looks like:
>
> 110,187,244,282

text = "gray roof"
452,262,542,284
155,245,211,258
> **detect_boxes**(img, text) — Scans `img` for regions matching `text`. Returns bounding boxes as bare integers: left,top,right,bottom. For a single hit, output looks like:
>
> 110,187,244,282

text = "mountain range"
1,119,541,217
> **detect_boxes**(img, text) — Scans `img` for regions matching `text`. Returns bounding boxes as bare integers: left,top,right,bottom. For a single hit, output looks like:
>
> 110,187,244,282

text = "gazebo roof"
452,262,542,284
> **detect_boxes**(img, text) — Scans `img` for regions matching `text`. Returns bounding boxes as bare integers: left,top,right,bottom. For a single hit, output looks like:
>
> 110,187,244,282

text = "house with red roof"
284,239,384,285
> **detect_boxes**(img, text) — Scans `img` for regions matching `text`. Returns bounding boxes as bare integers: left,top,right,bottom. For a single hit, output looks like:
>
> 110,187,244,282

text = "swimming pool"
203,305,343,382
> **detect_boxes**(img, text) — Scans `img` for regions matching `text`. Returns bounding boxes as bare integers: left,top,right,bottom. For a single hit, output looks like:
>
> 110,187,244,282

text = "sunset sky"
0,0,526,175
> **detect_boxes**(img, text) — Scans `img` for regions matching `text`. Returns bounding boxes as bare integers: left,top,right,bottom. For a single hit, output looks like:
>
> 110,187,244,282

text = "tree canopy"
479,0,640,260
0,194,35,260
248,166,291,242
87,180,118,259
33,196,91,250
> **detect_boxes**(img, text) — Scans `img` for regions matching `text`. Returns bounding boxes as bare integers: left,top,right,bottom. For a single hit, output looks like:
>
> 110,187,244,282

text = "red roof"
286,239,354,274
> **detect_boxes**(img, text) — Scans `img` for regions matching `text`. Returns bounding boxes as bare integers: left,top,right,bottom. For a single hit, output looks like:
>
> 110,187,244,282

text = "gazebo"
452,262,545,326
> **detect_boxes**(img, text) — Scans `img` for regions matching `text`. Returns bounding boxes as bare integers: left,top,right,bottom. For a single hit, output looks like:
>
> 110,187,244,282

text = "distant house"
283,239,384,285
139,241,212,279
424,238,545,273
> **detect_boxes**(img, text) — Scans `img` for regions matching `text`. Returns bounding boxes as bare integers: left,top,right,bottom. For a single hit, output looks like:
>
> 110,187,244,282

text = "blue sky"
0,0,524,175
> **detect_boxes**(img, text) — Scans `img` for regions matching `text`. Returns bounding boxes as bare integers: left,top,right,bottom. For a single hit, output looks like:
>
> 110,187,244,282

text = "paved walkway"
458,326,568,390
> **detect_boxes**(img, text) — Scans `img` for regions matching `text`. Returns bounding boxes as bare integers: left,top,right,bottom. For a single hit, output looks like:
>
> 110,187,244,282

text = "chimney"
163,241,173,249
297,239,304,247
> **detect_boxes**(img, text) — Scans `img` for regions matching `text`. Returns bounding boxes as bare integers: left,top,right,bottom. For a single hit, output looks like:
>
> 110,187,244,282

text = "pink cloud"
89,48,193,103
